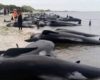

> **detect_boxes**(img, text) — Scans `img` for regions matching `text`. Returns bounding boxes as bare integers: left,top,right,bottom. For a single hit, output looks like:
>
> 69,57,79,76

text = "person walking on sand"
17,10,23,30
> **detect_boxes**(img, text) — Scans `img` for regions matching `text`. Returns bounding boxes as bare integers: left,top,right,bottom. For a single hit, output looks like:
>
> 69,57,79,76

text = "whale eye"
75,60,81,64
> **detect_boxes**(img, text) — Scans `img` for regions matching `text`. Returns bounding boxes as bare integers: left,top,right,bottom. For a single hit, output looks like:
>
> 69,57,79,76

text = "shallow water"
35,11,100,80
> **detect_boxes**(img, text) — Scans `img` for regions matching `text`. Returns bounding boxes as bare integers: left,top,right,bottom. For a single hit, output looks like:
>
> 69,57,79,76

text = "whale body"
0,55,100,79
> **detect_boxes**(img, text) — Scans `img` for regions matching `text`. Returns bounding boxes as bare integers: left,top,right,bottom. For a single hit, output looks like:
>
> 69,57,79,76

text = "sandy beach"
0,14,69,61
0,14,36,50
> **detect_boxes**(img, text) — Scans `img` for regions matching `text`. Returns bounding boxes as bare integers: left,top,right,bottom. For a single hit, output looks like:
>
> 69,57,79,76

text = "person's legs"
21,26,22,30
20,23,22,30
18,22,22,30
18,23,20,30
18,22,20,30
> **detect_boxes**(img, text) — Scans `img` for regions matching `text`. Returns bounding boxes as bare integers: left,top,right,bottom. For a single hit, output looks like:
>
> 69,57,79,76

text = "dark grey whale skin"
0,40,55,58
56,28,99,37
2,48,37,57
0,55,100,80
26,30,100,44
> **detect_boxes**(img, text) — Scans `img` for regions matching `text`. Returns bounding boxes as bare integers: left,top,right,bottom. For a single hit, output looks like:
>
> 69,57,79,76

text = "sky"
0,0,100,11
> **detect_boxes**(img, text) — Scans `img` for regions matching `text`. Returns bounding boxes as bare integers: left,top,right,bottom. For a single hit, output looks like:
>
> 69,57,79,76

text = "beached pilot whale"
1,40,55,57
49,20,80,26
56,28,99,37
25,30,100,44
60,16,82,24
25,40,55,57
6,21,34,28
0,55,100,80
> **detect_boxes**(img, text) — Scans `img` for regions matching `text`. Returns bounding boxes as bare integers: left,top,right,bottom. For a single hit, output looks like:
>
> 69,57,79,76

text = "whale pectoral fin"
67,71,87,80
39,50,47,56
25,38,34,42
65,72,75,80
42,30,59,35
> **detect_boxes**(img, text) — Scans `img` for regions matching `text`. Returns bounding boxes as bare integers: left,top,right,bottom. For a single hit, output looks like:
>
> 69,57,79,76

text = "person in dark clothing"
4,7,7,15
17,10,23,30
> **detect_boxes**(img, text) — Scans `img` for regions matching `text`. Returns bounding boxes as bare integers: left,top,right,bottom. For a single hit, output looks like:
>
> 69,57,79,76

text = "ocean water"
37,11,100,80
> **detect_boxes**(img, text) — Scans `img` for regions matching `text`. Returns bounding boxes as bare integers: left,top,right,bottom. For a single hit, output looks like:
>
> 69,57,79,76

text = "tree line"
0,3,34,12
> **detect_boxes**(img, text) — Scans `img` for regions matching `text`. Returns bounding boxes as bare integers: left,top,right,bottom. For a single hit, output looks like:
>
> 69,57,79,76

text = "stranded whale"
25,30,100,44
0,55,100,79
1,40,55,57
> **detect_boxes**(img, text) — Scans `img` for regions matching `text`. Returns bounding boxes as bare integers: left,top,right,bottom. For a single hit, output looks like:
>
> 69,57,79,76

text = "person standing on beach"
17,10,23,30
4,7,7,15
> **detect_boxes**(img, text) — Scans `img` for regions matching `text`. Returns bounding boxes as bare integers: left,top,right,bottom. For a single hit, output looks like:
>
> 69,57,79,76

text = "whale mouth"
25,33,41,42
25,39,34,42
25,37,39,42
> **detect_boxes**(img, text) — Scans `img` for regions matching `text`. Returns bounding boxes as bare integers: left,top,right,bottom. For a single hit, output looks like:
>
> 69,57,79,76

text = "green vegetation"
21,5,35,12
0,3,51,12
0,3,34,12
0,3,4,10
